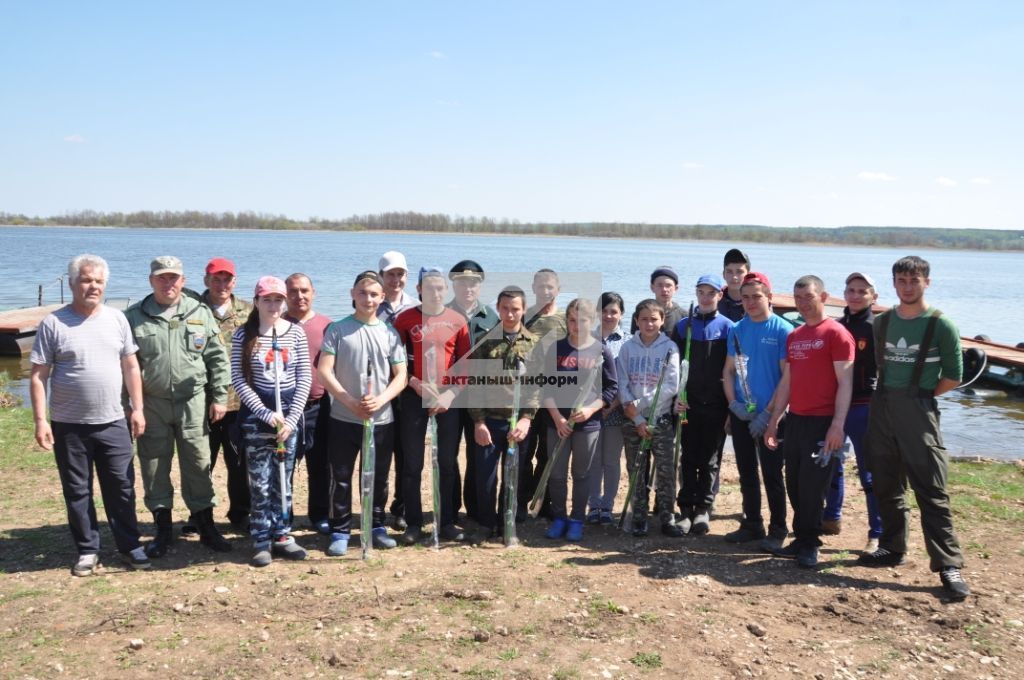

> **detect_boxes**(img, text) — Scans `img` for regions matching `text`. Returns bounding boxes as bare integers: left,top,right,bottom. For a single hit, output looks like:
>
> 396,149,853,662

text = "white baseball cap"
378,251,408,273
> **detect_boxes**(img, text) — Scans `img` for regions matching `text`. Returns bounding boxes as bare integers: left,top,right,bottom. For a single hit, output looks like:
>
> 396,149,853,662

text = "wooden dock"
0,304,62,356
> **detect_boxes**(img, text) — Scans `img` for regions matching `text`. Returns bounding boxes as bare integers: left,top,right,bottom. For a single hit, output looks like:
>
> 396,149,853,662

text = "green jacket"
125,292,230,405
467,326,540,424
199,290,252,411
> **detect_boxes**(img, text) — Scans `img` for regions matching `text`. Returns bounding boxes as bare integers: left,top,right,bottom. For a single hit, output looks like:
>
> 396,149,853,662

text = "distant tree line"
1,209,1021,251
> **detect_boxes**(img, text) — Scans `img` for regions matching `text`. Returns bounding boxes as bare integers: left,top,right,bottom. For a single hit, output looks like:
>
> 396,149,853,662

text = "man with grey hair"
30,254,151,576
125,256,232,557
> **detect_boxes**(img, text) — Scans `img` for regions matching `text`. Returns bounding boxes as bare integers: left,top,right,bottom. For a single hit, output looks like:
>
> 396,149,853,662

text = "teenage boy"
673,274,734,535
467,286,539,544
318,272,408,555
857,256,969,601
523,269,567,518
285,273,334,534
447,259,500,522
823,273,884,552
718,249,750,322
630,266,685,339
764,276,854,568
722,272,791,550
377,250,417,531
200,257,252,530
393,267,472,544
618,299,681,536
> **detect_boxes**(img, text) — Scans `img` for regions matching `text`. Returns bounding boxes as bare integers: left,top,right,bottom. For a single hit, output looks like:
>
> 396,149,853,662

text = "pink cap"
254,276,287,298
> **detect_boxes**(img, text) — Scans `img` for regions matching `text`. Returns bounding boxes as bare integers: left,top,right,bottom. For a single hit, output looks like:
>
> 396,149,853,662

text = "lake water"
2,225,1022,459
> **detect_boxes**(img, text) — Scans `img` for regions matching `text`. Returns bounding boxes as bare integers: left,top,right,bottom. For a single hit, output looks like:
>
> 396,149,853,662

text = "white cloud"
857,171,896,182
935,176,957,187
63,134,86,143
682,161,703,170
970,176,992,185
826,191,840,200
428,50,446,59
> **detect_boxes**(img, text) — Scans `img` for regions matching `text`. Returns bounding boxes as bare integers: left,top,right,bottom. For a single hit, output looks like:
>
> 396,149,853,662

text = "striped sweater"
230,322,311,430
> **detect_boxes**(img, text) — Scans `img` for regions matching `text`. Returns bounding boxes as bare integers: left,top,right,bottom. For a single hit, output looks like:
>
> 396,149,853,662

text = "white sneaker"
72,553,99,577
864,537,880,554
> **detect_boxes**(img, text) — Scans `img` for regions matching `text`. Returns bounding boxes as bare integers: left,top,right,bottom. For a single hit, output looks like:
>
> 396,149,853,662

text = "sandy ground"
2,432,1023,679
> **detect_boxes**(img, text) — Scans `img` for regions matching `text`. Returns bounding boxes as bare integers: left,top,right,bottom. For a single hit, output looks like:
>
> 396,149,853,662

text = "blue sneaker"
566,519,584,542
545,517,568,539
586,508,601,524
599,509,613,525
313,519,331,536
326,532,350,556
372,527,397,549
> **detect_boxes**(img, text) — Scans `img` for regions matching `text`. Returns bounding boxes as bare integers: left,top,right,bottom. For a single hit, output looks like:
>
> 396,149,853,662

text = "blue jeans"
824,403,882,538
240,413,298,544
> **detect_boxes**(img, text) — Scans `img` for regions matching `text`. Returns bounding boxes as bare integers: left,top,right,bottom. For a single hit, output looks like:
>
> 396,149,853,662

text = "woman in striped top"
231,276,311,567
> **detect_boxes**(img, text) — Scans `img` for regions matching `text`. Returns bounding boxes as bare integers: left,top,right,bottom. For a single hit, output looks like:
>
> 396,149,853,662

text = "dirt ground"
2,418,1024,679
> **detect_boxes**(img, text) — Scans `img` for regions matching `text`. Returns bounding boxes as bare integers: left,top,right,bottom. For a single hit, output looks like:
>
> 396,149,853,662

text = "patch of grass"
0,407,50,471
639,612,659,624
0,587,46,604
964,540,991,559
630,651,663,669
552,667,580,679
520,623,538,635
587,596,624,615
964,623,1002,657
497,647,519,661
463,665,499,679
948,462,1024,525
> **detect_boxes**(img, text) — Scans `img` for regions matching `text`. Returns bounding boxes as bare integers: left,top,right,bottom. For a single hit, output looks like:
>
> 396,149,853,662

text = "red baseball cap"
205,257,236,276
741,271,772,291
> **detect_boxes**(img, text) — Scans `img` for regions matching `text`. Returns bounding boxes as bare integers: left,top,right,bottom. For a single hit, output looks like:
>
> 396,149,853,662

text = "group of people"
29,246,971,600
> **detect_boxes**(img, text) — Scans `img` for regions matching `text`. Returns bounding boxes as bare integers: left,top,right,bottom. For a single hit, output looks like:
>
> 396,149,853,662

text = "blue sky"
1,2,1020,229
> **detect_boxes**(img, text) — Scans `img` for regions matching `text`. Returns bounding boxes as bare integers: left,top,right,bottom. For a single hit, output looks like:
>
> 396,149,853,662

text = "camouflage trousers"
622,415,677,524
240,413,298,545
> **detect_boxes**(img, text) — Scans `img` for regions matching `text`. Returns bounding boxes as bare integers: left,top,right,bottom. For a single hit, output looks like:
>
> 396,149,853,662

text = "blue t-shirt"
726,314,791,412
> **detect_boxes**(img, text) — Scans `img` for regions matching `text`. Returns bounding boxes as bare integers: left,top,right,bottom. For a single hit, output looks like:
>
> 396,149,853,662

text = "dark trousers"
327,418,394,534
297,396,331,525
783,414,836,547
473,417,516,531
52,420,141,555
677,405,728,511
868,391,964,572
398,389,462,527
522,411,548,515
208,410,249,525
731,413,787,538
460,410,477,519
389,401,405,519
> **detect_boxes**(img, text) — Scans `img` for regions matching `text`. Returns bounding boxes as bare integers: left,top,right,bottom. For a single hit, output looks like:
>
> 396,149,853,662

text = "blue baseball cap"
418,266,445,283
696,273,725,290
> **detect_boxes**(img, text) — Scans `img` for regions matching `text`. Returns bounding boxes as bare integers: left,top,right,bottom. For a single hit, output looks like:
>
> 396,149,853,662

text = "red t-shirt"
392,306,471,384
786,317,855,417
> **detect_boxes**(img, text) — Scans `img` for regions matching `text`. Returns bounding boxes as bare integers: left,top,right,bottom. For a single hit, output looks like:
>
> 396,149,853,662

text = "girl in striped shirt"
232,276,311,567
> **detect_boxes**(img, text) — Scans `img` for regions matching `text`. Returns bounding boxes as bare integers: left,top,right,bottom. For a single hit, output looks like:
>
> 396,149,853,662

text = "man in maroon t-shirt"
392,267,472,544
765,275,854,568
285,273,334,533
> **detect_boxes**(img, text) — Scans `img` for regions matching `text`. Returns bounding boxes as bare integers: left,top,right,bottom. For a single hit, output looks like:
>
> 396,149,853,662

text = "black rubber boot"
145,508,174,558
196,507,232,552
